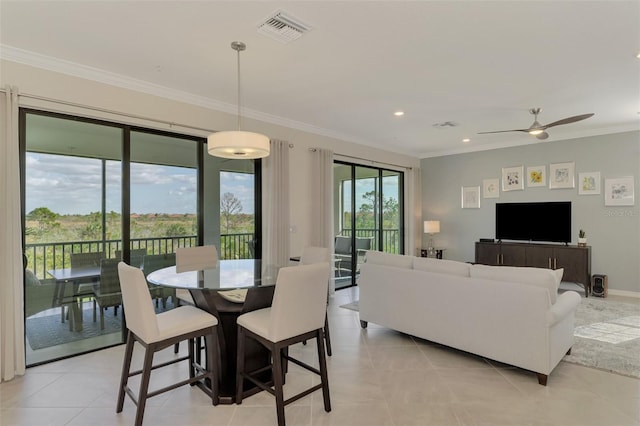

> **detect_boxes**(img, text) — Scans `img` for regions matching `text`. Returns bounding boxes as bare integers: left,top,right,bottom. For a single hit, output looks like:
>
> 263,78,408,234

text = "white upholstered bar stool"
235,263,331,426
173,245,218,354
116,262,220,426
300,246,333,356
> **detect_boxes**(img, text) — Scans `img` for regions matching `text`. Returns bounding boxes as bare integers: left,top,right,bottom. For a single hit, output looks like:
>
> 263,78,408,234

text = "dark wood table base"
190,286,275,404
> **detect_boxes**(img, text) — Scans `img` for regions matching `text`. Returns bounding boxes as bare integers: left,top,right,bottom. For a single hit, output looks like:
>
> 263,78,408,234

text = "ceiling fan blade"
542,113,594,129
536,131,549,140
478,129,529,134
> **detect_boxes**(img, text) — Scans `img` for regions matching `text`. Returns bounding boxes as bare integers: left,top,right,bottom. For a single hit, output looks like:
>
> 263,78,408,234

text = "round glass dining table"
146,258,277,404
146,259,277,290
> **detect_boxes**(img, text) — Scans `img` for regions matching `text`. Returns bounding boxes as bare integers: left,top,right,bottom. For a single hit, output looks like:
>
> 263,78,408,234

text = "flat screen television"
496,202,571,244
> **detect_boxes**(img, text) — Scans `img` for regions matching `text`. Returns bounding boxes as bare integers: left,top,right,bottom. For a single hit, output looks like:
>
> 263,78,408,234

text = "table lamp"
424,220,440,256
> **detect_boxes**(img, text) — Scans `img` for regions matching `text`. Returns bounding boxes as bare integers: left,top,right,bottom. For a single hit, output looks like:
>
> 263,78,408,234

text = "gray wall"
421,131,639,294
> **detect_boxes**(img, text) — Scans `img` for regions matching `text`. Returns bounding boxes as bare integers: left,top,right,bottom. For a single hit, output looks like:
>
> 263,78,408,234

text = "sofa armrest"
546,291,581,326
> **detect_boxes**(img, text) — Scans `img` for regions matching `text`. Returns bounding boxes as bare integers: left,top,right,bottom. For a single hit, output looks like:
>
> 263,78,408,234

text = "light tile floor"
2,287,640,426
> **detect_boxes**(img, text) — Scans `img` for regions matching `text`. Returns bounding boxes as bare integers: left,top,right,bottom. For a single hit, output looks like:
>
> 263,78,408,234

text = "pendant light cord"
236,45,242,131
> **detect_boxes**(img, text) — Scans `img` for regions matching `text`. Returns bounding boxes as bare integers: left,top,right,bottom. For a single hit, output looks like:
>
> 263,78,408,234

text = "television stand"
474,241,591,297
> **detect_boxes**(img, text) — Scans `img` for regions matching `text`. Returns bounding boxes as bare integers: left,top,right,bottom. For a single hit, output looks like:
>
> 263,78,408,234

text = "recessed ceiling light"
462,138,471,143
394,111,404,116
636,52,640,59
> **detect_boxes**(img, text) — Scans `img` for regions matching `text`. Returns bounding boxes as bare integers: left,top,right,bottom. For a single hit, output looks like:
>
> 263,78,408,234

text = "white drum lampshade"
208,131,270,159
424,220,440,234
208,41,270,160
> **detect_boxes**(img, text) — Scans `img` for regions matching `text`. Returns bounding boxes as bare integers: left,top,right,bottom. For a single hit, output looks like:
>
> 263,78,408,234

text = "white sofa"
358,251,582,385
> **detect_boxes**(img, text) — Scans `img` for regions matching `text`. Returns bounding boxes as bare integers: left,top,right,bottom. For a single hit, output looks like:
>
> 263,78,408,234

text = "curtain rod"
1,88,214,134
2,89,413,170
307,146,412,170
330,151,412,171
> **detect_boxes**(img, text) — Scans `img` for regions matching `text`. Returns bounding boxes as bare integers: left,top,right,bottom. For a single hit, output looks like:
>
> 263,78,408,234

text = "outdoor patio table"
47,266,100,332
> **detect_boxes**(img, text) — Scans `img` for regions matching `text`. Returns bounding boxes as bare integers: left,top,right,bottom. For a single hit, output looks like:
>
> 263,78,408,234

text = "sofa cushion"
364,251,413,269
413,257,471,277
553,268,564,288
470,264,559,303
25,269,41,286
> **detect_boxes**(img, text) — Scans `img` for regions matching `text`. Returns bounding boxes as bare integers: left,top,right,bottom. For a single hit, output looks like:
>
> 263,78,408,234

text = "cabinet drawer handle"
548,258,552,269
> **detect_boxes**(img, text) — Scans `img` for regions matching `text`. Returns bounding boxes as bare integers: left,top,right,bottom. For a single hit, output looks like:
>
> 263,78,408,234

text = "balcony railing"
25,233,255,280
338,228,401,254
25,230,400,281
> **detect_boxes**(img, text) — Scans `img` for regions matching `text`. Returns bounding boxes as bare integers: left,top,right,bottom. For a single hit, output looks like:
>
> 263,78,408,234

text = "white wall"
0,60,421,258
421,131,640,294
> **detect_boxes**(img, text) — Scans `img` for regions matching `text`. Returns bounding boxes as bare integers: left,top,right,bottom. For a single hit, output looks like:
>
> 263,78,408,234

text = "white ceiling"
1,1,639,158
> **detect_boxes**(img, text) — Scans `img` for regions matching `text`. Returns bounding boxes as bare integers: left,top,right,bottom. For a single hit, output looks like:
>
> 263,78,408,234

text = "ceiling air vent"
432,121,459,129
258,10,311,44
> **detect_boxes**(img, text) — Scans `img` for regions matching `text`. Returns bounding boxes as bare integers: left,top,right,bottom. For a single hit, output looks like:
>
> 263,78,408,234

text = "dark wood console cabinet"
475,242,591,297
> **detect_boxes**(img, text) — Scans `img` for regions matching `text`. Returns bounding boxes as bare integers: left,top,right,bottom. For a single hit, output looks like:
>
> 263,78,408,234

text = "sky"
25,152,399,217
25,153,255,216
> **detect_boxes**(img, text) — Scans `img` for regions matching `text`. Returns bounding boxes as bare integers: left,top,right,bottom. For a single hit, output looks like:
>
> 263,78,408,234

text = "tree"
165,223,188,237
27,207,60,236
356,191,399,229
78,211,102,240
220,192,243,233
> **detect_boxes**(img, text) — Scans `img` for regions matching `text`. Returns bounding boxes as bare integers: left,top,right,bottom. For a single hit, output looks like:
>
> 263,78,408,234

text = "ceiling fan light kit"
478,107,594,141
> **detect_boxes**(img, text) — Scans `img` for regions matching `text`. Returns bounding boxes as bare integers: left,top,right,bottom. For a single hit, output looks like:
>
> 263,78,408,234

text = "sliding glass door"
333,161,404,289
23,112,124,365
22,110,261,366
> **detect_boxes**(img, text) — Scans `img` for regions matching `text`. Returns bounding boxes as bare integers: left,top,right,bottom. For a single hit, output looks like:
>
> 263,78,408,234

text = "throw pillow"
25,269,41,286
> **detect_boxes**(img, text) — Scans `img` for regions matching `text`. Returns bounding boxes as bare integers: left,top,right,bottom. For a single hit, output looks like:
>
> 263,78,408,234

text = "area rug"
26,308,123,350
564,297,640,379
26,300,176,350
340,297,640,379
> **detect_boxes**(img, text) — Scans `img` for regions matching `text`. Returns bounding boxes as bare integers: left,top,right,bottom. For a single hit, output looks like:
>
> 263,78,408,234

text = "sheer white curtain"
310,148,336,292
262,140,290,282
1,85,26,381
405,166,421,257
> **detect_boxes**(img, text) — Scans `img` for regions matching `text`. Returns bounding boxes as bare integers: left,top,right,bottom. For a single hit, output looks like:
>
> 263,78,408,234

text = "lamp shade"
207,131,270,159
424,220,440,234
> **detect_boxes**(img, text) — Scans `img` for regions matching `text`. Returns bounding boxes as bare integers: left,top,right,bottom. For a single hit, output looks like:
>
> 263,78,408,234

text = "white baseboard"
559,282,640,299
607,289,640,299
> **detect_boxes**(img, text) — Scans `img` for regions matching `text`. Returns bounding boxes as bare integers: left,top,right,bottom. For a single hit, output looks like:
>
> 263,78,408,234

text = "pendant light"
208,41,270,159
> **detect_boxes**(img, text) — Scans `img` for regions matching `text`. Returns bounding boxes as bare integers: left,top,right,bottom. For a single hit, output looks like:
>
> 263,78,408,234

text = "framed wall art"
526,165,546,188
502,166,523,191
483,178,499,198
549,162,575,189
604,177,634,206
461,186,481,208
578,172,601,195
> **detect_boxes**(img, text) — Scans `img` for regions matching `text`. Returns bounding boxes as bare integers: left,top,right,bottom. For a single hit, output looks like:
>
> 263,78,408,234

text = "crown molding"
419,125,640,159
0,45,368,148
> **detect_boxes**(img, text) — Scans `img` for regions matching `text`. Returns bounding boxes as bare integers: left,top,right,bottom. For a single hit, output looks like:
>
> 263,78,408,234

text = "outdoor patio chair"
93,258,123,330
142,253,177,309
62,251,105,324
115,248,147,268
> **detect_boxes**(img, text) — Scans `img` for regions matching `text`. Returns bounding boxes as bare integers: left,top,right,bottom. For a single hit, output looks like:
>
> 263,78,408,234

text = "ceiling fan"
478,108,594,140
